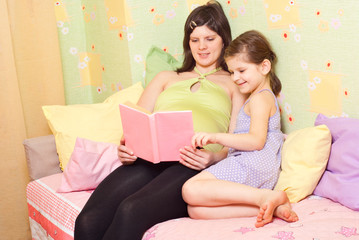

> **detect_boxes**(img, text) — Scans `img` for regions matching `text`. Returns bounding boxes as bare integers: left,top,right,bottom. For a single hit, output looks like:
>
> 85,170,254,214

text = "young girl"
181,30,298,228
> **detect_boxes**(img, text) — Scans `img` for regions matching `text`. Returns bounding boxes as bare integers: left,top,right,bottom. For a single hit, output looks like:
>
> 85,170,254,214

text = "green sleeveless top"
154,67,231,152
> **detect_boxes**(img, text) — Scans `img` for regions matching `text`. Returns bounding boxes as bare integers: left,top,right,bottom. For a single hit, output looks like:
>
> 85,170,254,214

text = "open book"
119,102,194,163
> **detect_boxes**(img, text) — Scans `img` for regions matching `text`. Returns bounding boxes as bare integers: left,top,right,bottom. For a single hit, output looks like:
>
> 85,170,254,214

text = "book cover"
119,102,194,163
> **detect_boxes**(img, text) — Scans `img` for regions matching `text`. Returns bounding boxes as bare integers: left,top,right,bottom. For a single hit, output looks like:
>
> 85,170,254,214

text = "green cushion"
144,46,182,86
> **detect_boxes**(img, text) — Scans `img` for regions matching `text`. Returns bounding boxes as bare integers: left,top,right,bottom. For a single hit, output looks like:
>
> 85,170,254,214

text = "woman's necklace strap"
194,66,222,79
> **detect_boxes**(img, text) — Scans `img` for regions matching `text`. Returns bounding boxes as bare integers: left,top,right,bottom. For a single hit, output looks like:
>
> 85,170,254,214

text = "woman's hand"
117,137,137,165
191,132,217,149
179,146,215,171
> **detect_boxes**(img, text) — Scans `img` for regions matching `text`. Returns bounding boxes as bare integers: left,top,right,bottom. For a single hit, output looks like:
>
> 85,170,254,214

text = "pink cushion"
57,138,121,193
314,114,359,210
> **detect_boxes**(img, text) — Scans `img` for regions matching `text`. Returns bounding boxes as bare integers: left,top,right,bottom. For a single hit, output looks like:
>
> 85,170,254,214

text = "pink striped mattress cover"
27,173,359,240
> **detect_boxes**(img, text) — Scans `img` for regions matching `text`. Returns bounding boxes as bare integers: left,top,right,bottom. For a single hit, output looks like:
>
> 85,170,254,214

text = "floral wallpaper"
54,0,359,134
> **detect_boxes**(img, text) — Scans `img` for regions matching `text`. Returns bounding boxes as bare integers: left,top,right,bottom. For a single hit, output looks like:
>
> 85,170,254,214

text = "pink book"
119,102,194,164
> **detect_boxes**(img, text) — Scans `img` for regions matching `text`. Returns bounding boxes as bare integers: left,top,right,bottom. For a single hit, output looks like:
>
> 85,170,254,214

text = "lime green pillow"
274,125,331,203
144,46,182,86
42,82,144,170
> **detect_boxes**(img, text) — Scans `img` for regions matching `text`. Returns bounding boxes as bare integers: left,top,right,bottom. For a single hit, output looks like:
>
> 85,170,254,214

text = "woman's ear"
261,59,271,75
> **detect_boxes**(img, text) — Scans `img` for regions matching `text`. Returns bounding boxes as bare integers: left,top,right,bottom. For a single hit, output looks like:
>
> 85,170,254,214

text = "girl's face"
189,25,223,71
226,53,270,95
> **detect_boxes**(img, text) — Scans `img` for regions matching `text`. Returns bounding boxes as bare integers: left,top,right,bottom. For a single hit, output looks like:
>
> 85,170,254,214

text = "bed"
24,84,359,240
27,172,359,240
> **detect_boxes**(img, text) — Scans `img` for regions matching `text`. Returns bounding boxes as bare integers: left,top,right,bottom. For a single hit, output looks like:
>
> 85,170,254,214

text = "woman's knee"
75,209,97,237
75,209,89,229
114,197,143,223
119,199,136,215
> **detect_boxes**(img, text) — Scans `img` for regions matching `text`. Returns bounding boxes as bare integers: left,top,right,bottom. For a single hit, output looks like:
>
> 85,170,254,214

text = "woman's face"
189,25,223,70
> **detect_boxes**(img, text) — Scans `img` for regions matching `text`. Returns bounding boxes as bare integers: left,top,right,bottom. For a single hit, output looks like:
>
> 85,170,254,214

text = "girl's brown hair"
177,1,232,73
225,30,282,96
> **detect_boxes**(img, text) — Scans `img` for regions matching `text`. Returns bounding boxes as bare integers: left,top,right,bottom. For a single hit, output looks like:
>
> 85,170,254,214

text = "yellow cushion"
43,82,144,170
274,125,331,203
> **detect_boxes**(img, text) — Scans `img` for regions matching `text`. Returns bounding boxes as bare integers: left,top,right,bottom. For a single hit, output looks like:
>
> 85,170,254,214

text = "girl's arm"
227,82,247,134
179,82,247,170
210,81,246,162
192,91,275,151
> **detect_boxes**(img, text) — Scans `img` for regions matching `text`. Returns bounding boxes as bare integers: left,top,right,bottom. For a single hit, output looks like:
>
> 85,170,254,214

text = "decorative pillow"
314,114,359,211
102,81,143,104
23,135,62,180
144,46,182,86
274,125,331,203
57,137,121,193
43,82,143,170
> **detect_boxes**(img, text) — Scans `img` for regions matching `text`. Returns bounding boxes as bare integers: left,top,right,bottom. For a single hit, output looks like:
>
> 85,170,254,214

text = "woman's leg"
102,163,199,240
74,159,164,240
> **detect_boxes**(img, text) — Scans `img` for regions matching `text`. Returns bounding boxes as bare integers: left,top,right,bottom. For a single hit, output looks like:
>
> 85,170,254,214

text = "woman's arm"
136,71,170,112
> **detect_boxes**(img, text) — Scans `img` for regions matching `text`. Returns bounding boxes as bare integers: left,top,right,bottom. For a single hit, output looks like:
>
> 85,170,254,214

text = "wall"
0,0,65,239
56,0,359,134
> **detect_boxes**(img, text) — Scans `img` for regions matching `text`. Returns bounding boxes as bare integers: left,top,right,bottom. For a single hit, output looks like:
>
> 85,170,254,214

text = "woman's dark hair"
225,30,282,96
177,1,232,73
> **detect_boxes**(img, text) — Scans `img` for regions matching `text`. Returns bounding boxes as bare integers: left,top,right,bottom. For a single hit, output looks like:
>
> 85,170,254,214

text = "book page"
154,111,194,162
122,101,152,114
119,104,154,162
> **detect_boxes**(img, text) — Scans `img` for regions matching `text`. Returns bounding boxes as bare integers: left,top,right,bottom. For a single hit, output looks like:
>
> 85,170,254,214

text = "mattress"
27,173,359,240
27,173,91,240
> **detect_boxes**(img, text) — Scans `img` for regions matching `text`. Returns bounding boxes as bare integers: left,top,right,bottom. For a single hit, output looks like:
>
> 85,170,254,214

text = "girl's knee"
182,178,199,205
187,205,204,219
182,171,215,205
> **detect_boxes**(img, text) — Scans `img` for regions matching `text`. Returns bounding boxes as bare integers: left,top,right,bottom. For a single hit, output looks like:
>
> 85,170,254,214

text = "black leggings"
74,159,199,240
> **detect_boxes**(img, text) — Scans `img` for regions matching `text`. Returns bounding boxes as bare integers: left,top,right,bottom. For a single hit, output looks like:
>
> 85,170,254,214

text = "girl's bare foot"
255,203,274,227
255,190,295,228
274,200,299,223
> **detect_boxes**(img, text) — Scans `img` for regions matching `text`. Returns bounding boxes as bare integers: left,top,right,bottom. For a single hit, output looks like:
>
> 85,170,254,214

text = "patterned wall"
54,0,359,134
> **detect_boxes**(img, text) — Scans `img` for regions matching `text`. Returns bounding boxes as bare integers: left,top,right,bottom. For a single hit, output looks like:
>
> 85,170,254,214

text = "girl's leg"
188,204,259,219
102,163,199,240
183,171,282,207
75,159,163,240
188,201,298,228
182,171,298,227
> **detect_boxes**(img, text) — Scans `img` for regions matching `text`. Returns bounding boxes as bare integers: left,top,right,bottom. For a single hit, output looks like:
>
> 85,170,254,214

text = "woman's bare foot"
255,190,293,228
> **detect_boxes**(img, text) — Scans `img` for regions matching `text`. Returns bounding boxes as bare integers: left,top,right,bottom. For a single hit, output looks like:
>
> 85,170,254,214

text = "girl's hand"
179,146,215,170
118,138,137,165
192,132,217,149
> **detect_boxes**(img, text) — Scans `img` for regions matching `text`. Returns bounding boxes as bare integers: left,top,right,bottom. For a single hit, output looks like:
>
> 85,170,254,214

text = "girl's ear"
261,59,271,75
